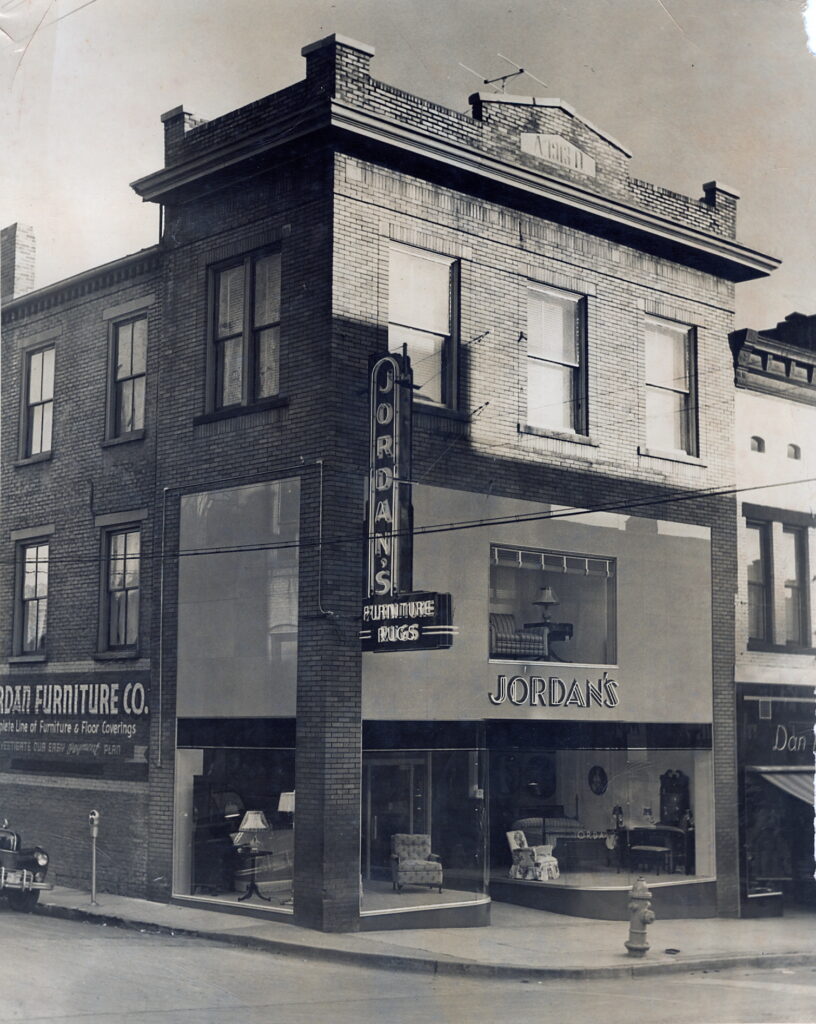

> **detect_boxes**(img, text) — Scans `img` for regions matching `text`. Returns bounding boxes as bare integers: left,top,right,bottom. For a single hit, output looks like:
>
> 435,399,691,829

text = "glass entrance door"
363,756,428,880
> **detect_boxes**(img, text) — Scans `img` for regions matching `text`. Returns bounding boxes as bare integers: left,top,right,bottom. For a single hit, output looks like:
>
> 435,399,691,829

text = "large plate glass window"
526,285,586,433
388,245,457,407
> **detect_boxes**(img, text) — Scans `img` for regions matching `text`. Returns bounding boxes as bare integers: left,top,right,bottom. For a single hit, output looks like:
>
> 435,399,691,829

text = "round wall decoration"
588,765,608,795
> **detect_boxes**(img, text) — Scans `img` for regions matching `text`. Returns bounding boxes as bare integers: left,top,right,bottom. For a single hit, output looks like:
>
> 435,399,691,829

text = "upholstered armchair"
506,829,559,881
390,833,443,893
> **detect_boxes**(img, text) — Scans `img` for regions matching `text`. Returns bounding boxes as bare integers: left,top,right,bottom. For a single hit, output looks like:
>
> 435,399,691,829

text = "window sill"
7,654,47,664
14,452,52,468
746,639,816,655
93,649,141,661
637,445,706,467
519,424,597,446
102,430,146,448
414,403,469,422
194,395,289,427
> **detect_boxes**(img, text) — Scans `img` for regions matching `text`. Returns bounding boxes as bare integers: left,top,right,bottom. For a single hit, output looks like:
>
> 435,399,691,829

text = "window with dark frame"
526,285,587,434
781,526,807,646
24,346,55,457
212,250,281,410
388,245,457,407
746,518,811,648
746,521,771,642
106,528,140,649
19,541,49,654
111,317,147,436
644,317,697,455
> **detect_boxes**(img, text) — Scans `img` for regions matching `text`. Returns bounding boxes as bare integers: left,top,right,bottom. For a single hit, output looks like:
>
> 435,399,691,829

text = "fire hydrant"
624,876,655,957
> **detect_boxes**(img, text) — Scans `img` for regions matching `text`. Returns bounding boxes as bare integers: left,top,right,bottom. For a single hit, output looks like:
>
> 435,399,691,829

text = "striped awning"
756,769,815,805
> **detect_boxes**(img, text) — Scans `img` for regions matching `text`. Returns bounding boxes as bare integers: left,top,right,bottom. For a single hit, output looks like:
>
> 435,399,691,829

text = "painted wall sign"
0,674,150,775
361,591,455,652
520,133,596,177
367,352,413,598
738,687,815,768
489,672,619,708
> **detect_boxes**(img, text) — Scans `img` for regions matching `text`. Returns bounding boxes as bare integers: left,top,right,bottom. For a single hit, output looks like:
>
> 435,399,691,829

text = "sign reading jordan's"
361,352,454,652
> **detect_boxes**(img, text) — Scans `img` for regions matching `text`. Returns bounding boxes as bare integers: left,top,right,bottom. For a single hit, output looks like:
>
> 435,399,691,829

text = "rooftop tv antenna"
458,53,548,93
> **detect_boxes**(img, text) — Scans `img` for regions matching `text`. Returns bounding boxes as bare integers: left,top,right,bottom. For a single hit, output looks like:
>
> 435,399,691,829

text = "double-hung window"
526,286,586,434
212,250,281,410
19,541,49,654
746,513,811,649
644,317,697,455
111,317,147,437
388,245,457,407
105,528,141,649
23,346,55,457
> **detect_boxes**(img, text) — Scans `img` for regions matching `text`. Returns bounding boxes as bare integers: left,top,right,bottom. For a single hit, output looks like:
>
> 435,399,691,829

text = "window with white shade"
644,317,697,455
110,317,147,437
388,245,457,407
526,286,586,434
211,250,281,410
23,346,55,457
17,541,49,654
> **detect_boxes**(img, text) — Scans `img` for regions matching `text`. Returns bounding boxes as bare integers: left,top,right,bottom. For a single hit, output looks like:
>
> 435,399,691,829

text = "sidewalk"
35,886,816,980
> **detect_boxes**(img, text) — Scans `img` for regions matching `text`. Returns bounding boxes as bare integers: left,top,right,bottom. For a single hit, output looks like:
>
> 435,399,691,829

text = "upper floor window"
24,346,55,457
110,317,147,437
489,545,616,664
787,443,801,460
105,528,141,649
18,541,49,654
781,526,808,646
746,515,811,649
750,436,765,453
388,245,457,407
644,318,697,455
526,286,587,434
746,521,771,642
211,250,280,410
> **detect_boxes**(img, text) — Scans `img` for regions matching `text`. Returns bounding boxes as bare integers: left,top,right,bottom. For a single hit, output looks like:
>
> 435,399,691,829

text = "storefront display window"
360,746,488,914
490,742,713,887
489,544,616,664
174,745,295,911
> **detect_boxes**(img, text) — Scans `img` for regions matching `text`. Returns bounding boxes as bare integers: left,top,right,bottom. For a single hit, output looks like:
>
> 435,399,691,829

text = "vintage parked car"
0,818,53,912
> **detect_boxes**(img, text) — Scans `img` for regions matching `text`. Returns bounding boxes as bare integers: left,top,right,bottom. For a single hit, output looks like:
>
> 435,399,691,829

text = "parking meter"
88,810,100,904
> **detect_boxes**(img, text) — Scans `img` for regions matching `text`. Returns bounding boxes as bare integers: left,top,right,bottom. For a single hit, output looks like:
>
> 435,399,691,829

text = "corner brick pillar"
293,466,364,932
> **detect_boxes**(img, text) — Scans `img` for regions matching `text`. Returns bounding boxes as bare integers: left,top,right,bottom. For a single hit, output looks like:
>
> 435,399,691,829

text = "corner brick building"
1,36,779,932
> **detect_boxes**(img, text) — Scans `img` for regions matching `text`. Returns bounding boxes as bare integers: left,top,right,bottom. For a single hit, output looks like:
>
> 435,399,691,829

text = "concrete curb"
34,902,816,981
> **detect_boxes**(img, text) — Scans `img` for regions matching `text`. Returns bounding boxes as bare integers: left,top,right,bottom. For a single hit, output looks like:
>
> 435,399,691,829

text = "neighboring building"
1,36,778,933
730,315,816,916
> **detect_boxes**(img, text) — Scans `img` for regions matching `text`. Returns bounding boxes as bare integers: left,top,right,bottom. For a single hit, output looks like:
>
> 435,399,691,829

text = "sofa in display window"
390,833,443,893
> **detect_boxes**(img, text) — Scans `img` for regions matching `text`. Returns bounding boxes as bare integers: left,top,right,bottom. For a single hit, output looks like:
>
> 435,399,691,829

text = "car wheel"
7,890,39,913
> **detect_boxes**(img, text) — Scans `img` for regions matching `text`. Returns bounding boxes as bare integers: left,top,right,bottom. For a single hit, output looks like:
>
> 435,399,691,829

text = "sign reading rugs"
361,352,454,652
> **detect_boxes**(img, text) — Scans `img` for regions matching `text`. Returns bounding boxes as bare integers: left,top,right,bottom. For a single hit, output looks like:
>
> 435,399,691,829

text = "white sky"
2,0,815,331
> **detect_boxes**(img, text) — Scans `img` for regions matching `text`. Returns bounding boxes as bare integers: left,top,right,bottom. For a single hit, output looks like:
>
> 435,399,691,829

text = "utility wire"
13,472,815,567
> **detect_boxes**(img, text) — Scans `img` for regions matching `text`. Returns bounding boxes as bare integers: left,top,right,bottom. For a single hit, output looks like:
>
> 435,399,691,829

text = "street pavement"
33,885,816,980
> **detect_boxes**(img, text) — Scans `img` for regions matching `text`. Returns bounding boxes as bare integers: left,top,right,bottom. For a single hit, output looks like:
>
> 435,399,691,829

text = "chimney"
1,223,36,303
301,34,375,99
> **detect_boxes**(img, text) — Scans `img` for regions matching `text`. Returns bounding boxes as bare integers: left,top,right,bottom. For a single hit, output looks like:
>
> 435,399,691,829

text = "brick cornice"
1,248,162,323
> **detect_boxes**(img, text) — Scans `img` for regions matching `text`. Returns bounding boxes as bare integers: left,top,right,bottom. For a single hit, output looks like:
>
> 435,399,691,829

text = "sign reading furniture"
361,352,454,652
